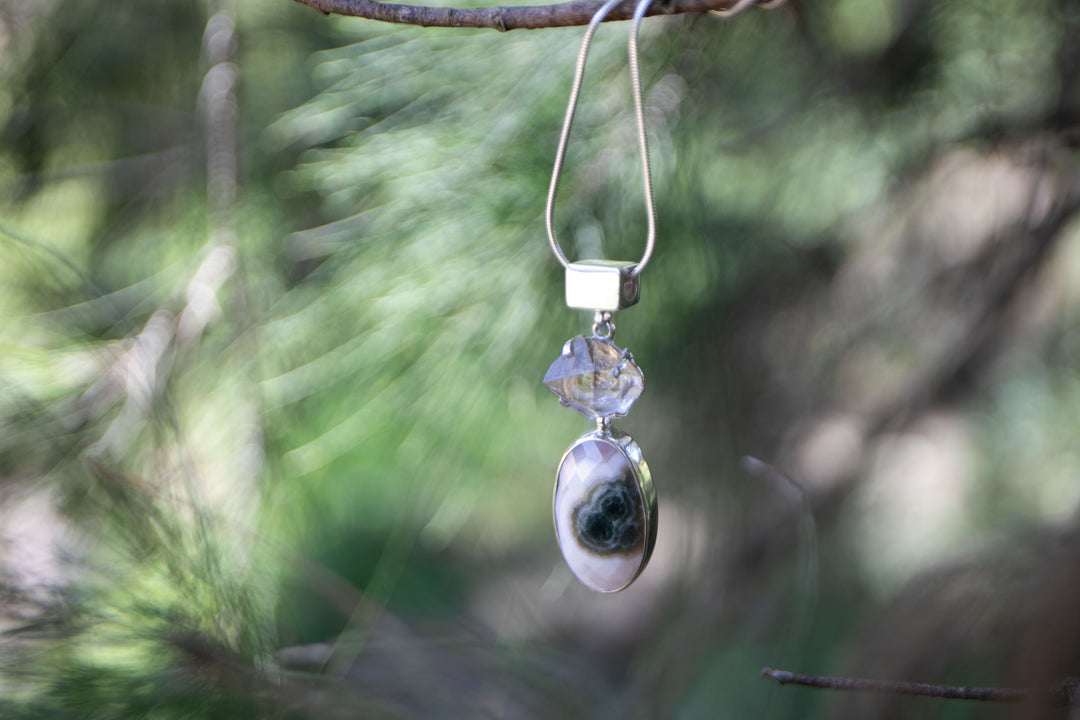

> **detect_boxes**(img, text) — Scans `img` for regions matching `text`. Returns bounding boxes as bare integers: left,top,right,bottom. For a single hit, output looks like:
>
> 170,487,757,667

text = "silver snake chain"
544,0,657,278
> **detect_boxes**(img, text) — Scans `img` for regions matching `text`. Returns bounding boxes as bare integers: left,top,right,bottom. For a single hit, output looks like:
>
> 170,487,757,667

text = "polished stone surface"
554,434,652,592
543,336,643,420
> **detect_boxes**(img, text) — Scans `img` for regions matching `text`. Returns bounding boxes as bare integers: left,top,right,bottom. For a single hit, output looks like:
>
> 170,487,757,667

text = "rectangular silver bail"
564,260,640,312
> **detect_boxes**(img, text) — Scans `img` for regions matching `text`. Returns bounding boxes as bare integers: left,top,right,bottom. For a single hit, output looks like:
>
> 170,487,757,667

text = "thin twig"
762,667,1029,703
292,0,785,31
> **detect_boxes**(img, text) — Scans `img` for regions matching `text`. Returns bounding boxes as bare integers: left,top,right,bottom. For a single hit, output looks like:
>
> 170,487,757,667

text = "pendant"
553,428,656,593
544,311,657,592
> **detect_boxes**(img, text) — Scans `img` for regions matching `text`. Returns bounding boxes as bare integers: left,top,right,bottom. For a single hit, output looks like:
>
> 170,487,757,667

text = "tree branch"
292,0,775,31
762,667,1080,706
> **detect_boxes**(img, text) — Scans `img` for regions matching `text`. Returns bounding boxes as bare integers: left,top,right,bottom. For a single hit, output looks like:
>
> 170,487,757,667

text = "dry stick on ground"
292,0,784,31
762,667,1080,707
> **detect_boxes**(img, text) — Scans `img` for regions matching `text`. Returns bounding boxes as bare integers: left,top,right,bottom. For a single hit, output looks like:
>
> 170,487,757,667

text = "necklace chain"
545,0,657,279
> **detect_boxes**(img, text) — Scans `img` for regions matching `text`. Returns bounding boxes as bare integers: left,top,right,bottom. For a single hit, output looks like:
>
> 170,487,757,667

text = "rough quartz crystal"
543,336,644,419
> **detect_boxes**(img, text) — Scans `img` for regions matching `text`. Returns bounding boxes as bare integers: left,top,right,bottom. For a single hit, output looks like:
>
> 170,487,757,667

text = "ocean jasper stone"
554,431,656,592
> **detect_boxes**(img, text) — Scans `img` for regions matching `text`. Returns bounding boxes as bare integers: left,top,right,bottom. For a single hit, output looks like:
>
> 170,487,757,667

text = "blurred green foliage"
1,0,1079,717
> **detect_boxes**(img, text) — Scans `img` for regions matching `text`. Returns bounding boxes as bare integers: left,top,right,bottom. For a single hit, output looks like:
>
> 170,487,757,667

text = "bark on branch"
292,0,776,31
762,667,1080,707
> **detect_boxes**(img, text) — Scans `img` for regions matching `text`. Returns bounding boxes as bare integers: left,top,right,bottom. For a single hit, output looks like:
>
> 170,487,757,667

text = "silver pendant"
543,299,657,592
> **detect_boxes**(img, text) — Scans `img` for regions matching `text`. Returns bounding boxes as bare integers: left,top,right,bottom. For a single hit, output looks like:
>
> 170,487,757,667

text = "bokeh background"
2,0,1079,717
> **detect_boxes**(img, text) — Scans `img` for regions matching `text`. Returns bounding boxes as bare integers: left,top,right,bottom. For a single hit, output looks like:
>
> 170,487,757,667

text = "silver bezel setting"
552,429,657,593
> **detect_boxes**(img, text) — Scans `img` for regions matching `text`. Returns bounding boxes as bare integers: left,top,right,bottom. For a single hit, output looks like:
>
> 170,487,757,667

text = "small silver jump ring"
592,310,615,340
